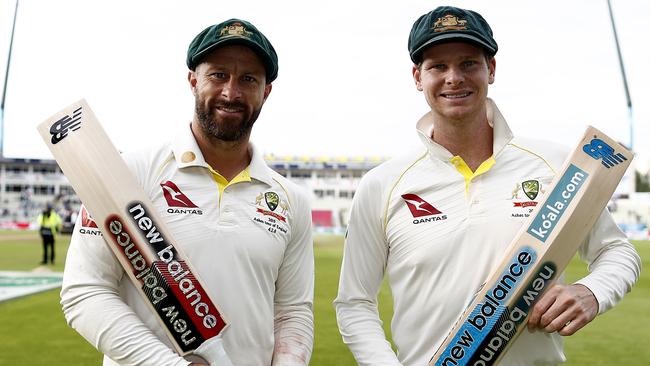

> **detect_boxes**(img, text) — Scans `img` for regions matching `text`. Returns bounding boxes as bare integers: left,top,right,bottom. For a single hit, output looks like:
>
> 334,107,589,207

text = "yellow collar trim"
450,156,496,194
209,167,251,204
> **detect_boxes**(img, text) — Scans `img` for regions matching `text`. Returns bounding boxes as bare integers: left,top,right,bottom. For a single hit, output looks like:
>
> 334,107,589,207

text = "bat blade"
37,99,228,356
428,126,633,366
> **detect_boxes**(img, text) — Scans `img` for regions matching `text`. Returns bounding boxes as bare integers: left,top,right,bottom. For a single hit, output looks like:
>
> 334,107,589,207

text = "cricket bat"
37,99,231,363
428,126,633,366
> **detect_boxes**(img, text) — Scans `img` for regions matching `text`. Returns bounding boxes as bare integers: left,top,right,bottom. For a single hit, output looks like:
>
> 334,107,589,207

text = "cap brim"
411,33,496,63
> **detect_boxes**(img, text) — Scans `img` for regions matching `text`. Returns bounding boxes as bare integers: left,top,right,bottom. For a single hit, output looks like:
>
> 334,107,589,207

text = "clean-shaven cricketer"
60,18,314,366
335,6,641,366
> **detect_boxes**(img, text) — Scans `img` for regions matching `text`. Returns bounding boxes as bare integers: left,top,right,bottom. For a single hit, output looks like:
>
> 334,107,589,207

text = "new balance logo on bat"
50,106,82,144
583,138,628,168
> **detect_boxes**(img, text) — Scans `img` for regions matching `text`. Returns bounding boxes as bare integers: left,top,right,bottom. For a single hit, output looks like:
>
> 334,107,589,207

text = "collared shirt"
61,123,314,366
335,99,640,366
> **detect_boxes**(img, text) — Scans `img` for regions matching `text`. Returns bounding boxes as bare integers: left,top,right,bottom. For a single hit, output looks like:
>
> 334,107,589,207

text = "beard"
195,97,263,142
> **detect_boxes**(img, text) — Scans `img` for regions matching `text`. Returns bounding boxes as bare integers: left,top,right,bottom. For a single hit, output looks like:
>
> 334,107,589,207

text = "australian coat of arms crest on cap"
433,14,468,32
220,22,253,38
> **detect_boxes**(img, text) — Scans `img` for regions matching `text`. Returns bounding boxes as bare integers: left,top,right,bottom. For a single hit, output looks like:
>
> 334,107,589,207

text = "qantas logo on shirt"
79,207,102,236
401,194,447,224
160,181,203,215
161,181,197,207
81,207,98,228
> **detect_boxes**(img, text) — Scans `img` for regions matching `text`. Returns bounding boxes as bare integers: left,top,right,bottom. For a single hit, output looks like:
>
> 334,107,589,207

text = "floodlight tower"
607,0,636,194
1,0,20,158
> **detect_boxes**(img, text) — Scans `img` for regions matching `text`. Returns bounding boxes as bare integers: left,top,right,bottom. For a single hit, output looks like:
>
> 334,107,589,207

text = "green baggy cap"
408,6,498,63
187,18,278,83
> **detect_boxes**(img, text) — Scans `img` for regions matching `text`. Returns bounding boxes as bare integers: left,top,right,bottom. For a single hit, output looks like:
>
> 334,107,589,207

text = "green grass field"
0,231,647,365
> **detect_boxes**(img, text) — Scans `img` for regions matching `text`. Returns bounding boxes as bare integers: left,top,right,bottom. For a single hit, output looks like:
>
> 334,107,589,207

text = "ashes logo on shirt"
401,194,447,224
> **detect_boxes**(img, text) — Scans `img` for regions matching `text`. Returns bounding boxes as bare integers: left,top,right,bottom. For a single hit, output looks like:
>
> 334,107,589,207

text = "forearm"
575,240,641,313
61,284,189,366
334,176,400,365
271,190,315,365
575,209,641,313
335,299,401,366
272,304,314,365
61,218,189,366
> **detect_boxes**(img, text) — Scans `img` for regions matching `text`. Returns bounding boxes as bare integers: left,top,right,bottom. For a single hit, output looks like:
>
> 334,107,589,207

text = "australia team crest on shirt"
510,179,544,218
253,191,289,235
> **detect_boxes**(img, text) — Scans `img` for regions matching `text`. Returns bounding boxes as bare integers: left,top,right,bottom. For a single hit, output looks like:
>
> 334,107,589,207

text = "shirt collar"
171,123,275,186
415,98,514,159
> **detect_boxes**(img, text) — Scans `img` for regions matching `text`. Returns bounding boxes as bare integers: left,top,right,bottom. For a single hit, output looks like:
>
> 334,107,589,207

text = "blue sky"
1,0,648,172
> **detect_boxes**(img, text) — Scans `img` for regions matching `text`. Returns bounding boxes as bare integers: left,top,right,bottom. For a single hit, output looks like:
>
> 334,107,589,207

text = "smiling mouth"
216,104,245,113
441,92,471,99
217,106,242,113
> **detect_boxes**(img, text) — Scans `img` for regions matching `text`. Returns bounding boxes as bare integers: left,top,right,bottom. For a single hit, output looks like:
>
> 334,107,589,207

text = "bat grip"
193,335,234,366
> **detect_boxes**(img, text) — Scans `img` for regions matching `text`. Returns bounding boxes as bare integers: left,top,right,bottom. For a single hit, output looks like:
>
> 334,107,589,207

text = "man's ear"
188,70,198,96
412,64,423,91
262,83,272,101
488,57,496,84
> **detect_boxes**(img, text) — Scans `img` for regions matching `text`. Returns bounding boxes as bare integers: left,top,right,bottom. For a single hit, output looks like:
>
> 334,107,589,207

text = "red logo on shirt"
401,194,442,217
161,181,197,208
81,207,98,228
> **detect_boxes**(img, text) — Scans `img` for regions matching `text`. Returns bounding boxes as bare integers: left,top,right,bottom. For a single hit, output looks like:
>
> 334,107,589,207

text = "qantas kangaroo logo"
161,181,197,208
401,194,442,217
401,194,447,224
79,206,101,236
81,207,98,228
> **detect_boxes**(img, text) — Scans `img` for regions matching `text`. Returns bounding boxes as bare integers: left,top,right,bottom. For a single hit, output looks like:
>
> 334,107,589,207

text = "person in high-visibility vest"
37,203,62,265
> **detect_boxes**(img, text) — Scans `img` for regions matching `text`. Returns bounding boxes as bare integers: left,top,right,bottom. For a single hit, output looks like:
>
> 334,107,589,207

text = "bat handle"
193,335,234,366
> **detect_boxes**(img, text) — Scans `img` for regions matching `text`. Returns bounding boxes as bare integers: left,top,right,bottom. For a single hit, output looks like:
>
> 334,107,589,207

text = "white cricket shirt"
61,124,314,365
335,99,640,366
